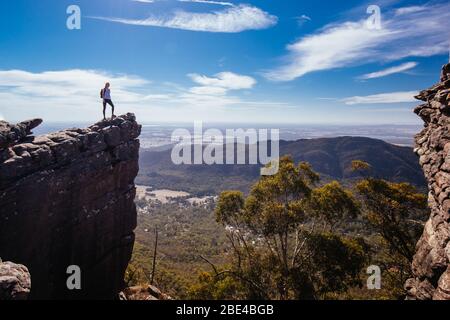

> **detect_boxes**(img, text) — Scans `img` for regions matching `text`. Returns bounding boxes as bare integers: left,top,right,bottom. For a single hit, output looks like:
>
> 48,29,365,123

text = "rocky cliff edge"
0,113,141,299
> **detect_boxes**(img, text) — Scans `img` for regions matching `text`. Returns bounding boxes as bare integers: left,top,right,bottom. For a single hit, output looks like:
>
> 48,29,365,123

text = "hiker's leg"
102,101,107,120
106,100,115,118
110,100,115,117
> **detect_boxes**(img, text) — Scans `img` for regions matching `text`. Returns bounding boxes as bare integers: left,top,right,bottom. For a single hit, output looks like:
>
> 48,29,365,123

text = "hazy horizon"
33,121,422,147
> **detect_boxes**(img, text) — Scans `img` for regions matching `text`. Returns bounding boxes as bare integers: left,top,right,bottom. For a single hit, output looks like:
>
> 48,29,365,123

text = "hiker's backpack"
100,89,104,99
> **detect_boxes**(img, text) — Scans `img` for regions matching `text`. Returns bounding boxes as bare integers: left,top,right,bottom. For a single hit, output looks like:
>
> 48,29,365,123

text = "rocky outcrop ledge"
0,114,141,299
405,64,450,300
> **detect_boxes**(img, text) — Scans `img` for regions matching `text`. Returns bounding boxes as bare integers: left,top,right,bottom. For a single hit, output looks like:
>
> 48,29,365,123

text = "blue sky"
0,0,449,124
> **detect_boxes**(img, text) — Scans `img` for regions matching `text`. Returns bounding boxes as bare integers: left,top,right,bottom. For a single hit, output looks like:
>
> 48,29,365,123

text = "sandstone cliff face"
405,64,450,300
0,114,141,299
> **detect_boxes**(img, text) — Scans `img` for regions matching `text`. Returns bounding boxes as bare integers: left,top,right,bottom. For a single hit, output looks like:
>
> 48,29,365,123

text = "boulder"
0,261,31,300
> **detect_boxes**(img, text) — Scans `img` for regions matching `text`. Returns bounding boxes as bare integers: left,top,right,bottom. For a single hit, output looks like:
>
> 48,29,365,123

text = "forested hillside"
138,137,425,194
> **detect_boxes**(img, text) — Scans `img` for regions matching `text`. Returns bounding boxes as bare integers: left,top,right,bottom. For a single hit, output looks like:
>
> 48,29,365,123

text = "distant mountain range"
137,136,426,195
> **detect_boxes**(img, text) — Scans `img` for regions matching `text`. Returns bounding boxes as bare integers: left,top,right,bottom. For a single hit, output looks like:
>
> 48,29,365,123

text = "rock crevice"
0,114,141,299
406,64,450,300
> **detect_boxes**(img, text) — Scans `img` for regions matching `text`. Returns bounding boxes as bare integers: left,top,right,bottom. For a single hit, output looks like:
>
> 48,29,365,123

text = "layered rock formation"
405,64,450,300
0,119,42,149
0,260,31,300
0,114,141,299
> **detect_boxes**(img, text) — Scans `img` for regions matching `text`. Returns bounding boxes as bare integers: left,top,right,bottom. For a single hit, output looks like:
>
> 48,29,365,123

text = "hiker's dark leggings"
103,99,115,117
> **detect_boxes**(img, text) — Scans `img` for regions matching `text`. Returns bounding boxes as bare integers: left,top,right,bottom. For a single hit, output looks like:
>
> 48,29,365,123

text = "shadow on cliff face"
0,114,141,300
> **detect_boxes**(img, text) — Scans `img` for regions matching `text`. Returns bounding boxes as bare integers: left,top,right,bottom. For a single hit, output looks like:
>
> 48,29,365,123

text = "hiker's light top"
103,88,111,100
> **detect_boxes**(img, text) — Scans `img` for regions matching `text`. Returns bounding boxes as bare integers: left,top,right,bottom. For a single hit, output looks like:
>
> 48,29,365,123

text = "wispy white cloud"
394,6,426,15
189,86,228,95
298,14,311,21
264,1,450,81
0,69,154,104
0,69,164,121
178,0,235,7
181,72,257,110
188,72,256,95
90,4,277,33
296,14,311,26
0,69,275,122
341,91,418,105
264,21,392,81
358,62,418,80
133,0,235,6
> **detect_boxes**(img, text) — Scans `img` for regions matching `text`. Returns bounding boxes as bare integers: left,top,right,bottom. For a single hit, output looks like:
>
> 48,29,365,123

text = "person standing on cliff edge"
100,82,115,120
